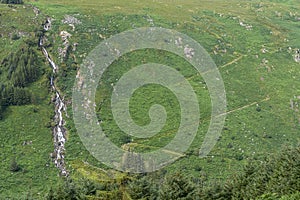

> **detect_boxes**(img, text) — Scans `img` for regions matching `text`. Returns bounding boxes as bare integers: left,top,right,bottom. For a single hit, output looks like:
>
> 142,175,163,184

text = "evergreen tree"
0,43,41,110
205,146,300,200
159,172,196,200
128,175,159,200
0,0,23,4
3,46,41,88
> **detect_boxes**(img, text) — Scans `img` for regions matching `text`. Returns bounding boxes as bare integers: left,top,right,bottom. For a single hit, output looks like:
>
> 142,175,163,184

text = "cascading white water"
40,17,68,176
42,47,57,73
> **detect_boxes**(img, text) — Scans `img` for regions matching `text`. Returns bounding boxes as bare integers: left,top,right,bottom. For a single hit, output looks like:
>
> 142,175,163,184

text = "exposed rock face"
40,17,68,176
58,31,72,60
62,15,81,31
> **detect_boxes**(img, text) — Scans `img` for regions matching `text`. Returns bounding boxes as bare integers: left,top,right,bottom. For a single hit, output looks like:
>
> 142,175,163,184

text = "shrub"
10,157,21,172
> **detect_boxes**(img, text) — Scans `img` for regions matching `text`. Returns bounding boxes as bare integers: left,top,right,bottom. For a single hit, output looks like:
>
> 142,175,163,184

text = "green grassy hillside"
0,3,62,199
0,0,300,199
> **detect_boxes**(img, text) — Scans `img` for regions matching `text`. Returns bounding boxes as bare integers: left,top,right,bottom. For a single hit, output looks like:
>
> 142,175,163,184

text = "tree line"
0,44,42,118
44,145,300,200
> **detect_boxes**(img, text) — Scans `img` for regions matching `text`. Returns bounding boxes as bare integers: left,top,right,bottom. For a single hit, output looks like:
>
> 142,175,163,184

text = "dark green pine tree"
3,85,14,105
0,0,23,4
206,146,300,200
7,52,18,80
128,175,159,200
12,60,26,87
27,52,38,82
159,172,196,200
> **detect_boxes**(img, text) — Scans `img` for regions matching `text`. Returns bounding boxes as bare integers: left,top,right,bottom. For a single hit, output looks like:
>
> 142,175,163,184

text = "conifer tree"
0,0,23,4
159,172,196,200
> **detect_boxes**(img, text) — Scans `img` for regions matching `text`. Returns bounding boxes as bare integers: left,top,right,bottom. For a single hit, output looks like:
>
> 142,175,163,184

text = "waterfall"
40,17,68,176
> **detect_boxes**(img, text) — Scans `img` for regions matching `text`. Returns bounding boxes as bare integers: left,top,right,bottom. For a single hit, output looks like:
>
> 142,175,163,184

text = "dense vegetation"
0,0,300,199
0,44,42,105
0,3,61,198
127,146,300,200
44,146,300,199
0,31,44,120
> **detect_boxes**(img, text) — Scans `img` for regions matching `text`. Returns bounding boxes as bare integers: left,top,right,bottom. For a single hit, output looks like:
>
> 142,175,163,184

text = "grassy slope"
30,0,300,178
0,4,62,199
1,0,300,197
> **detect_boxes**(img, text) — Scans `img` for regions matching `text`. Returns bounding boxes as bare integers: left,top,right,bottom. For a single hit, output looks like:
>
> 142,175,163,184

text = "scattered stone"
22,141,32,146
175,37,183,47
239,21,253,30
32,6,40,16
60,31,72,41
145,15,154,26
275,11,282,18
61,15,82,25
98,33,105,39
69,24,75,31
114,48,121,56
261,58,268,65
184,45,194,58
294,55,300,62
261,47,268,53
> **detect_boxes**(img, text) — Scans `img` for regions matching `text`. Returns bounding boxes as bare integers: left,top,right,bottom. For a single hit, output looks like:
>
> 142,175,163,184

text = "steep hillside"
0,3,62,199
0,0,300,199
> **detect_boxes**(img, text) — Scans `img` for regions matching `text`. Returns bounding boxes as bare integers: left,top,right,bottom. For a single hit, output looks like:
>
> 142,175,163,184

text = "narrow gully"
39,17,68,176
